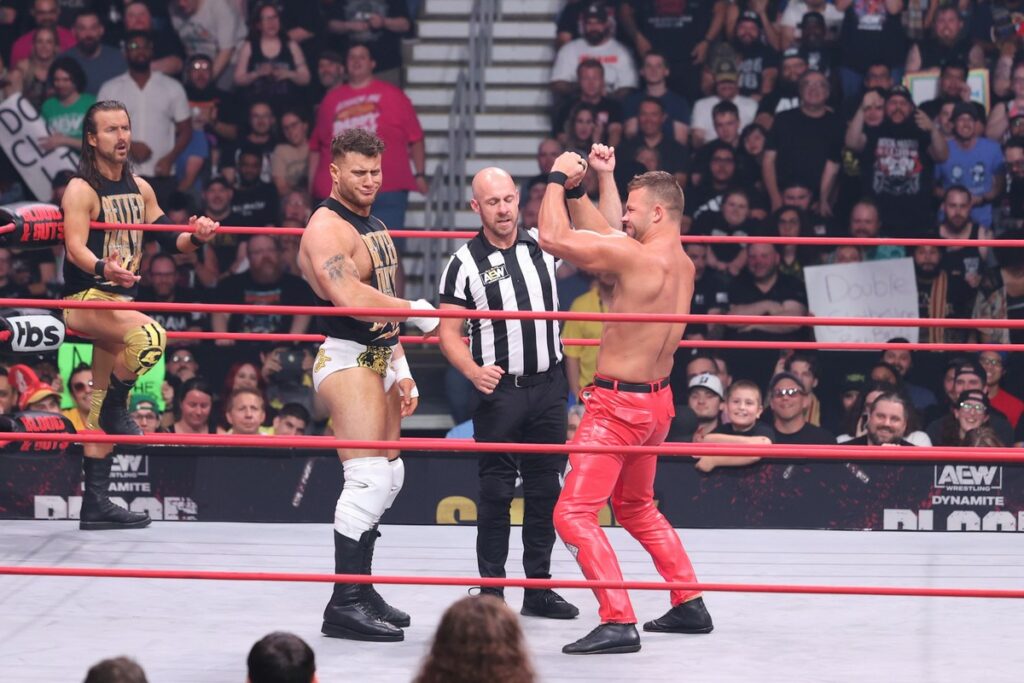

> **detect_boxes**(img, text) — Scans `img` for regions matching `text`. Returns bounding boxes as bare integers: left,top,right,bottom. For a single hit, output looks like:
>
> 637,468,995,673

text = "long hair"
78,100,135,192
413,596,535,683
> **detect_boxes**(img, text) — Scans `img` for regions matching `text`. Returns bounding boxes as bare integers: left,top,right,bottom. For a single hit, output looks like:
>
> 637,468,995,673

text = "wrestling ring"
0,215,1023,681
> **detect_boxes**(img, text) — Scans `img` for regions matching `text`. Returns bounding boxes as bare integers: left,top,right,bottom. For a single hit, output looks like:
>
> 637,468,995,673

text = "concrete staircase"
400,0,559,431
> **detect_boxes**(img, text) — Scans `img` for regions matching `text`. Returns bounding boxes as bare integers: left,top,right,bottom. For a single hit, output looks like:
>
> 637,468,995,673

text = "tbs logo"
2,315,65,352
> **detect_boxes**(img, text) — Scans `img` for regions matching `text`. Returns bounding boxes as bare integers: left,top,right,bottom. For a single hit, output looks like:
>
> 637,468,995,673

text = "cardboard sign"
0,93,79,201
804,258,920,343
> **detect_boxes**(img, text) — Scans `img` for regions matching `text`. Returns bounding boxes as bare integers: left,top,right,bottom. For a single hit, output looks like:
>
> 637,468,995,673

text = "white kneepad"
334,458,394,541
384,458,405,510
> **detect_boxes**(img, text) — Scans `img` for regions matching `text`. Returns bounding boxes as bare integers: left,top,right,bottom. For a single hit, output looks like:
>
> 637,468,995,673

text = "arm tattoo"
323,253,359,281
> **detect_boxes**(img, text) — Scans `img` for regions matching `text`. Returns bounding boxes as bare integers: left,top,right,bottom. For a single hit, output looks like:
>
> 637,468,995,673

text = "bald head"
472,167,516,201
471,167,519,241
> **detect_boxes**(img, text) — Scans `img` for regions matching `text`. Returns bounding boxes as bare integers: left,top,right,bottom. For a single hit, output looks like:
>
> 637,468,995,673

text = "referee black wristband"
93,260,106,277
565,183,586,199
548,171,569,186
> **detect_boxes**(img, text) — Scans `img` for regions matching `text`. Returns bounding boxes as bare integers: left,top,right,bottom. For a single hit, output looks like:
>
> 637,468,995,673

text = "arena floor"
1,522,1022,682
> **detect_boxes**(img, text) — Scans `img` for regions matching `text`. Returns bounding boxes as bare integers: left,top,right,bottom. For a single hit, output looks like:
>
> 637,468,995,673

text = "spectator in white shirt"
97,31,191,198
551,1,637,101
690,60,758,147
171,0,244,84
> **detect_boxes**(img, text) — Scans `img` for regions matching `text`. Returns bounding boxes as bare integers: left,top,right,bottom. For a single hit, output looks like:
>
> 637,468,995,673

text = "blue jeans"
373,190,410,252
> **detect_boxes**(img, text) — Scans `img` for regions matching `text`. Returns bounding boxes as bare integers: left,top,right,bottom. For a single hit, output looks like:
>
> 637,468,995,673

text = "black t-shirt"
839,5,907,72
861,119,936,236
940,224,984,284
687,269,730,338
918,95,957,121
800,44,838,78
552,97,624,141
843,434,916,447
218,137,277,183
203,211,251,272
727,270,809,341
735,41,778,97
757,81,800,119
918,37,973,70
693,213,759,265
713,420,775,440
766,107,844,196
135,286,210,334
773,422,836,445
0,281,27,299
214,272,314,334
231,181,281,227
185,85,243,137
629,0,715,63
616,136,690,179
328,0,410,73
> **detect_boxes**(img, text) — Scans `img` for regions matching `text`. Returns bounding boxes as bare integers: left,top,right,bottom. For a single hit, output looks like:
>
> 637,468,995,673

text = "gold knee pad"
122,322,167,378
86,387,106,431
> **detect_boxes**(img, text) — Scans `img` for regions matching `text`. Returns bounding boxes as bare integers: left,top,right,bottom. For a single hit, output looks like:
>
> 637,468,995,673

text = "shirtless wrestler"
538,147,713,654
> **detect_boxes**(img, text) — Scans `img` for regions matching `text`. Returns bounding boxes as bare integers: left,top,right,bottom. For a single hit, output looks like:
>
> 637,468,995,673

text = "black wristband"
93,260,106,277
190,233,204,247
565,183,586,199
548,171,569,186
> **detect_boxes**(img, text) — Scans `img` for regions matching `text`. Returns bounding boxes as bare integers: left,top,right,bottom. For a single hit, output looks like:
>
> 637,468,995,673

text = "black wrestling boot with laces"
79,457,151,530
322,531,404,642
643,596,714,634
98,375,142,436
362,526,411,627
562,623,641,655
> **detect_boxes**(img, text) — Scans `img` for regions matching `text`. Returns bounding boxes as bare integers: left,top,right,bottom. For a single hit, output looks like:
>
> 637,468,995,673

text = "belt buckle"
514,374,525,388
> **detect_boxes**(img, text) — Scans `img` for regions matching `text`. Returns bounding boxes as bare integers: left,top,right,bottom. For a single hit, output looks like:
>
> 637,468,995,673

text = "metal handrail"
419,0,501,299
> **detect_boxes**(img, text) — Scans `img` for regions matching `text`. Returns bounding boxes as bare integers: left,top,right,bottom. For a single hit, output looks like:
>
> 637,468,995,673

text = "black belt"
499,364,561,389
593,376,670,393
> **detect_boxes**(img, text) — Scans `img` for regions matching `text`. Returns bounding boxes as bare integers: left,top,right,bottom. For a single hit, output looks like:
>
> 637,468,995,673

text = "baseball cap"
956,389,989,409
318,49,345,65
952,101,980,122
737,10,761,28
768,371,806,393
713,60,738,82
688,373,724,399
886,85,914,104
840,371,867,394
954,360,987,385
8,364,61,411
582,1,608,21
130,393,159,415
782,47,806,63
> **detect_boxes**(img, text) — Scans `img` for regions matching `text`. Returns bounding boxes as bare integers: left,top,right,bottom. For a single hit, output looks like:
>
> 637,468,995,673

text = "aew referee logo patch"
481,264,509,285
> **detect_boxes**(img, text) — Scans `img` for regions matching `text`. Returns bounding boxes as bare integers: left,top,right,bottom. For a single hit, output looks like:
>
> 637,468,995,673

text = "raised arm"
565,144,622,235
537,152,638,274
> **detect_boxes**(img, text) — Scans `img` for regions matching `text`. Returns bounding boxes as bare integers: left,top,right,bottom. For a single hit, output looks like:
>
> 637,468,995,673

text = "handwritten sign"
0,93,79,201
804,258,919,343
904,68,990,112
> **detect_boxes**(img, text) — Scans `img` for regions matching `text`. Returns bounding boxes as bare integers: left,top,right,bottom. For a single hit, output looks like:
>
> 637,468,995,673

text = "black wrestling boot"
643,597,714,634
98,375,142,436
322,531,404,642
562,624,641,655
363,526,411,627
79,457,151,530
521,589,580,619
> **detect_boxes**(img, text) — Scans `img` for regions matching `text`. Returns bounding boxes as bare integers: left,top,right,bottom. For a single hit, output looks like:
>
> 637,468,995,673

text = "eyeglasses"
773,387,803,398
132,412,158,421
190,62,211,70
958,402,987,413
171,354,194,363
72,380,93,392
979,357,1003,367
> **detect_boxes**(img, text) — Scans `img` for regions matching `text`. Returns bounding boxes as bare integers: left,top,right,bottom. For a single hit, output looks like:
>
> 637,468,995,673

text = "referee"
438,166,578,620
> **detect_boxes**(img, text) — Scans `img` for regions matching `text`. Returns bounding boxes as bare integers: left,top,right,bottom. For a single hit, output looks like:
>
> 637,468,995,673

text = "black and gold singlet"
62,173,145,297
315,197,400,346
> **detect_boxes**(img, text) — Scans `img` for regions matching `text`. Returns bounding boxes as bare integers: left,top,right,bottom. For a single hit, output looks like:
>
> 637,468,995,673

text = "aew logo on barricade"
934,465,1002,492
111,453,149,478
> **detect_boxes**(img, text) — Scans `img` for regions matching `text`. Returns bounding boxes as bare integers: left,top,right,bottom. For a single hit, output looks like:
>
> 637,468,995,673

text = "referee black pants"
472,365,568,583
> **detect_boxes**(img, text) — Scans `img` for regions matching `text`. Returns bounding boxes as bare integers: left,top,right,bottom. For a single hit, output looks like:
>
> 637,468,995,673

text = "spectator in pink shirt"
9,0,75,66
308,43,427,236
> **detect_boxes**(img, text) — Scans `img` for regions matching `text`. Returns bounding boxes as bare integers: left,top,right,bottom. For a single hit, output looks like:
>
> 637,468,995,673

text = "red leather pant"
553,379,700,623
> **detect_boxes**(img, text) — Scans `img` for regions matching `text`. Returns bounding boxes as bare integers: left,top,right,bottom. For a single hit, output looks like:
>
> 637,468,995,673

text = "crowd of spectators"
541,0,1024,454
1,1,1023,452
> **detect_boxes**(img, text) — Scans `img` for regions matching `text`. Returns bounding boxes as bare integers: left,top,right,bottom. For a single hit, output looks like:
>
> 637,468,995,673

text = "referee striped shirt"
438,227,562,376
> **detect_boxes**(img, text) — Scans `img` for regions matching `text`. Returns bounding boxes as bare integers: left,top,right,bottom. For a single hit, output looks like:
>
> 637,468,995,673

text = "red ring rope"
0,565,1018,599
4,432,1022,462
2,298,1019,329
156,330,1024,353
87,221,1024,248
